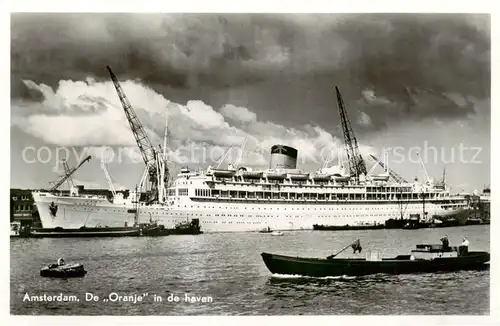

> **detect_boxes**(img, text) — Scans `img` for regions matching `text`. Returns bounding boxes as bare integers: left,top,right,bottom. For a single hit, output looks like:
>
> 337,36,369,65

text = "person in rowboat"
57,258,65,266
461,237,470,247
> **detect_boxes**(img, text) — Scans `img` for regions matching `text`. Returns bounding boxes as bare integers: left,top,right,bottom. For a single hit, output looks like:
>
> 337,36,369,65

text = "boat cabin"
411,244,467,259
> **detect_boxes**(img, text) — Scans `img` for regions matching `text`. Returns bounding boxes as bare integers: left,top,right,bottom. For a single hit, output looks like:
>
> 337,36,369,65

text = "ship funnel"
269,145,298,170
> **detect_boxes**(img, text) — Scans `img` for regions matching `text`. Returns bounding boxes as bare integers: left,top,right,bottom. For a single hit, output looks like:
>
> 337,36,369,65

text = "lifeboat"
266,172,287,180
288,173,310,180
312,173,332,181
371,173,390,182
211,169,236,178
333,175,351,182
241,171,264,179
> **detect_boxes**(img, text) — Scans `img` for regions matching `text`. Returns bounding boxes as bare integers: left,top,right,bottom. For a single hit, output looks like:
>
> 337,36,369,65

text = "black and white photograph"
8,7,493,320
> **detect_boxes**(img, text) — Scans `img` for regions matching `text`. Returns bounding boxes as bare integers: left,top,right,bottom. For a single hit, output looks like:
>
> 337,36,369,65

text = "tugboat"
259,226,273,234
261,239,490,277
141,218,203,236
169,218,203,235
402,214,429,229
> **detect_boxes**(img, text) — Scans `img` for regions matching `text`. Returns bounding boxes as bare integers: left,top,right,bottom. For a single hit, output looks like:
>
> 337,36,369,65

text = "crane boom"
369,154,407,183
62,160,75,189
416,152,430,182
106,66,159,200
101,158,117,197
50,155,92,191
335,86,367,178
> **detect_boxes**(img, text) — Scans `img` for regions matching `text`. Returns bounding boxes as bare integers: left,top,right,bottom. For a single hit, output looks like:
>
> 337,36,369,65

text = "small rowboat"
40,263,87,278
261,242,490,277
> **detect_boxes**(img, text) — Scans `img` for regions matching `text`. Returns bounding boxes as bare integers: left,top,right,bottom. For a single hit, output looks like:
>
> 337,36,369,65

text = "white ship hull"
33,191,469,232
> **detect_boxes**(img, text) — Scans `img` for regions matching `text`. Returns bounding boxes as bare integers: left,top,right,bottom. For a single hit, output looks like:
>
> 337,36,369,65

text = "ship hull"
261,251,490,277
33,192,469,232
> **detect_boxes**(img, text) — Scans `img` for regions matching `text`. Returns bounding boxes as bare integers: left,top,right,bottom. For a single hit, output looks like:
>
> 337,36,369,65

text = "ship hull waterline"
33,192,470,233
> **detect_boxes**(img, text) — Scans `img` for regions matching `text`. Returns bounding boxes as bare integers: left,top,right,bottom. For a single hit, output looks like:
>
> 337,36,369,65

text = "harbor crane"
50,155,92,191
107,66,169,203
369,154,408,184
335,86,367,179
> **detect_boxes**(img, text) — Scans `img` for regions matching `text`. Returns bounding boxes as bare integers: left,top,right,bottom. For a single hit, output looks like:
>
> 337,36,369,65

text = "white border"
2,1,497,326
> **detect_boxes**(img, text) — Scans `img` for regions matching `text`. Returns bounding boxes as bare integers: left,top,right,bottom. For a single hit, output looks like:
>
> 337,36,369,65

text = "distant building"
10,189,40,227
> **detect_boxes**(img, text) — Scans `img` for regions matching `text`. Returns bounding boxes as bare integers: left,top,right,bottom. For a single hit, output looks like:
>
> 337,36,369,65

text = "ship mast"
335,86,367,180
159,114,169,203
422,190,426,221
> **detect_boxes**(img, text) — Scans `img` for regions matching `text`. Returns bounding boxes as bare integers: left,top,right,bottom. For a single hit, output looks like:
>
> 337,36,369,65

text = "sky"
10,13,490,193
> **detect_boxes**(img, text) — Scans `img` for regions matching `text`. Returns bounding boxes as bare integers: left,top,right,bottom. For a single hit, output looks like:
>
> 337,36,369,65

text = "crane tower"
107,66,168,203
335,86,367,179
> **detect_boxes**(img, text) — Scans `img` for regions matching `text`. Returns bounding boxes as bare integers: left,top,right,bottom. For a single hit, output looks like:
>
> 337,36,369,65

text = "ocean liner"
32,68,469,232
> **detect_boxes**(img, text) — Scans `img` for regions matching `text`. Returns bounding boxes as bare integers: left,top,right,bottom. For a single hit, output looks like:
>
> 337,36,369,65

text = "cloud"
12,77,345,170
219,104,257,124
357,112,372,127
11,13,490,134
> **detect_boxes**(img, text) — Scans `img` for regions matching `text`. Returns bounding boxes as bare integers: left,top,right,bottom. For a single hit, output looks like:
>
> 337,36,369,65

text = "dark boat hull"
261,252,490,277
313,224,385,231
141,221,203,236
30,227,141,238
40,264,87,278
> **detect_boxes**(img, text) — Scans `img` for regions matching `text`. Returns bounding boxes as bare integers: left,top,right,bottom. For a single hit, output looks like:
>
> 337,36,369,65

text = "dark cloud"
11,13,490,134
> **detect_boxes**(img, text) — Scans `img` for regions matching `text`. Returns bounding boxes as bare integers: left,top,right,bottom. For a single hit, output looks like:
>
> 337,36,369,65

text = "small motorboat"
261,240,490,277
259,227,273,234
270,231,284,236
40,263,87,278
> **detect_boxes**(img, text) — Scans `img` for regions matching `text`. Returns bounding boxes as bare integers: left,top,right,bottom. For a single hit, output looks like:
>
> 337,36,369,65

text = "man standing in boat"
460,237,470,255
352,239,362,254
440,235,450,251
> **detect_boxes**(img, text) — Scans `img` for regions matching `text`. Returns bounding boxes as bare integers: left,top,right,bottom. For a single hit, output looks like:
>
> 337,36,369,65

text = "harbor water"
10,225,489,315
